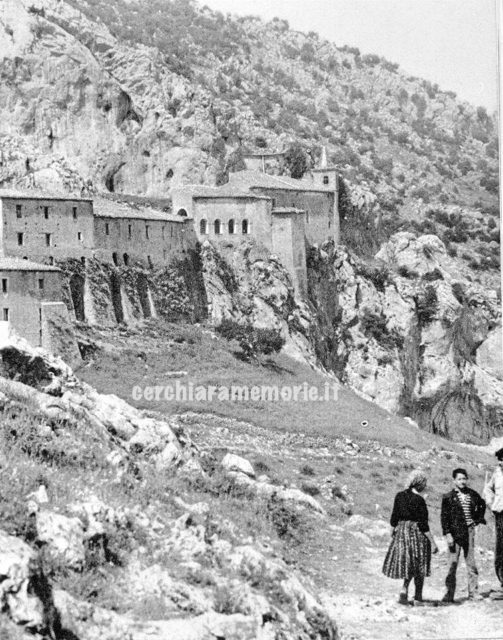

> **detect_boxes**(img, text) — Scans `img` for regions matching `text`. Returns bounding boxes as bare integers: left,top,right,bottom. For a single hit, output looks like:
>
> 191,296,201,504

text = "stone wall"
40,301,81,367
251,188,337,246
271,211,307,296
0,269,64,346
93,217,189,267
0,197,94,262
192,197,272,248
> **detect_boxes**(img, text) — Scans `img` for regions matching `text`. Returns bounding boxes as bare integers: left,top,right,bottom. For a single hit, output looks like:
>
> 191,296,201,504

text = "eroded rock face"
0,531,50,633
200,240,318,366
0,0,220,194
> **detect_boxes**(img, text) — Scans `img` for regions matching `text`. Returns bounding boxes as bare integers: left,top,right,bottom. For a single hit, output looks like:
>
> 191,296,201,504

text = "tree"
283,143,309,179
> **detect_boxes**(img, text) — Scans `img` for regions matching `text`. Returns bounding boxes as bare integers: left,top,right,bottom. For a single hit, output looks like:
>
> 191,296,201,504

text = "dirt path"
324,538,503,639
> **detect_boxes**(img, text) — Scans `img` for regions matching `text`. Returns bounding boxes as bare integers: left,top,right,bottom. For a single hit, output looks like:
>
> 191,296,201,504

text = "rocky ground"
0,331,502,639
184,413,503,640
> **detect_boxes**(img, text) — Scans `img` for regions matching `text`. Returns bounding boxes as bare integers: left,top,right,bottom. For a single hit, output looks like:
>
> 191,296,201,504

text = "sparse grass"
78,320,438,450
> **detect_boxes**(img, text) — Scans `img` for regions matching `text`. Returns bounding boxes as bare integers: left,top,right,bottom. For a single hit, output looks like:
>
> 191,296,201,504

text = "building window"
228,219,235,235
170,225,174,237
323,175,329,185
48,256,54,265
1,279,7,293
45,233,51,247
145,225,150,240
2,309,8,321
271,198,276,208
78,231,83,242
177,208,188,217
73,207,77,220
38,278,44,290
105,223,110,236
200,219,207,235
162,226,165,240
147,255,153,269
214,219,221,235
112,252,118,266
17,232,24,246
123,253,129,266
80,257,86,266
128,224,132,239
16,204,22,218
163,249,167,260
242,219,249,235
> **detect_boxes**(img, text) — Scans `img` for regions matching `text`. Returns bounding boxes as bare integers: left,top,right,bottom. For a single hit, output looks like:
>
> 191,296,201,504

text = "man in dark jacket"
441,468,486,602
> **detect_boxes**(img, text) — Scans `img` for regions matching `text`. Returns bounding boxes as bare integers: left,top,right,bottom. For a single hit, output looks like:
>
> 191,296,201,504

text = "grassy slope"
78,320,440,450
1,319,498,637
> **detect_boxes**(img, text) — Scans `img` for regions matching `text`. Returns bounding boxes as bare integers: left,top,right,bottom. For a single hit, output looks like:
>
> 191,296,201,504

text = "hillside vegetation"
1,0,498,281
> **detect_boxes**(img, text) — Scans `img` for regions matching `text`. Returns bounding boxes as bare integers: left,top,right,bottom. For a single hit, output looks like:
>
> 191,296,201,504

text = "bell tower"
311,146,338,190
310,146,340,245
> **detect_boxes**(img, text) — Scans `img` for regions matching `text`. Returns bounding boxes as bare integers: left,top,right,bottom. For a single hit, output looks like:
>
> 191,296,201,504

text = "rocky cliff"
198,235,502,444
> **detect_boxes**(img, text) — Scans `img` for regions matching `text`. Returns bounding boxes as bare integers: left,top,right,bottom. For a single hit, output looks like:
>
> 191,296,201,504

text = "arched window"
242,219,249,235
147,255,153,269
200,219,208,235
177,208,188,217
112,252,119,266
228,219,235,235
123,253,129,266
80,257,86,266
214,219,221,235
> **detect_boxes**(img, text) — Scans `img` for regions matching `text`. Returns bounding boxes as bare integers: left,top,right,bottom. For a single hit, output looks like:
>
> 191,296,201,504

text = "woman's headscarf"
405,469,427,491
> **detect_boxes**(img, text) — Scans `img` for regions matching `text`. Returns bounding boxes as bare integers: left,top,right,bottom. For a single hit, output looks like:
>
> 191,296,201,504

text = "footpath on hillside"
183,411,503,640
323,530,503,640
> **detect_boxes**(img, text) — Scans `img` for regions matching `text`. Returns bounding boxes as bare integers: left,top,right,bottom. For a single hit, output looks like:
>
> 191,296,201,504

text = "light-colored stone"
0,531,45,631
221,453,255,477
36,511,85,569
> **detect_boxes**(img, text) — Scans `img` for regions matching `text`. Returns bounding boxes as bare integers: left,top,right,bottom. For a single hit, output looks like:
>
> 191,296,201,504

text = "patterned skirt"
382,520,431,579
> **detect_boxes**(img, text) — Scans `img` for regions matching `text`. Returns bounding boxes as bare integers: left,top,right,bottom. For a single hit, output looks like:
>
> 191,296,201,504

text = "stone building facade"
0,192,94,264
93,198,192,267
0,257,68,349
171,162,339,296
0,191,194,349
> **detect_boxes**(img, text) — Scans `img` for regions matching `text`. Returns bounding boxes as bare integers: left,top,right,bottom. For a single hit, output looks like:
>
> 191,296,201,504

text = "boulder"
221,453,255,477
476,327,503,381
36,511,86,570
0,531,46,632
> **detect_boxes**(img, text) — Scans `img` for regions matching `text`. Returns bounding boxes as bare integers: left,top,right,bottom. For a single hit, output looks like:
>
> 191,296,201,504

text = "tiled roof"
0,257,60,272
228,170,334,193
93,198,184,222
272,207,305,214
0,189,92,202
179,185,270,200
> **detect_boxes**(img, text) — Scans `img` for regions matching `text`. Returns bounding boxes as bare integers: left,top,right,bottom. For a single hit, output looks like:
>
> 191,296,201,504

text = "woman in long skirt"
383,469,438,605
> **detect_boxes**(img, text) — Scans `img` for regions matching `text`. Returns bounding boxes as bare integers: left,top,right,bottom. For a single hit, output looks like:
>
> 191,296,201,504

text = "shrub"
266,495,311,544
300,482,321,497
416,286,438,325
397,265,419,279
355,263,391,292
300,464,315,476
360,310,403,350
215,320,285,362
422,268,444,282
